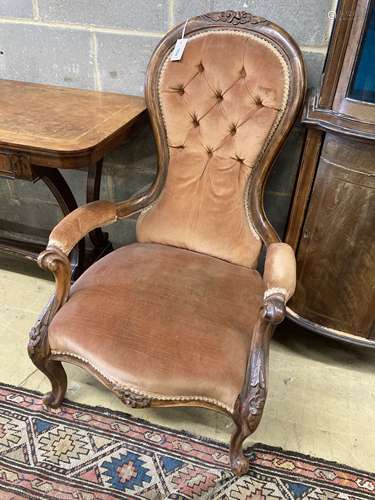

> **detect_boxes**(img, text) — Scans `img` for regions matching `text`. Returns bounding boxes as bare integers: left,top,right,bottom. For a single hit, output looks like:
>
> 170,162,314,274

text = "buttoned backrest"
137,12,305,268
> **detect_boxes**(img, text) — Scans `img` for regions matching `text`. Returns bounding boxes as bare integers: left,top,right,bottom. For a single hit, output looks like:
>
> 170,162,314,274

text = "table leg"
35,166,85,278
86,159,114,257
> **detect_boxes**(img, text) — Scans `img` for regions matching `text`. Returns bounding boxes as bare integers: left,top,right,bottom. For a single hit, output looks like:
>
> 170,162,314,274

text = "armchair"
29,10,305,476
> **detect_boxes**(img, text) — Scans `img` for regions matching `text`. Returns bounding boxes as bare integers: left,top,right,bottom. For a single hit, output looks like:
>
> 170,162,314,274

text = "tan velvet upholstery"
137,31,290,268
30,13,305,476
49,243,264,411
49,201,117,255
264,242,296,301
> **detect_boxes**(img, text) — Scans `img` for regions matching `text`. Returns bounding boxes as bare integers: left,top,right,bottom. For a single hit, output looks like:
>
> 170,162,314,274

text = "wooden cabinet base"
287,308,375,349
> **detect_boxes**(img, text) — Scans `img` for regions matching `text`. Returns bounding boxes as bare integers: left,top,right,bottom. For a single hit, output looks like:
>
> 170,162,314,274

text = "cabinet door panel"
290,134,375,337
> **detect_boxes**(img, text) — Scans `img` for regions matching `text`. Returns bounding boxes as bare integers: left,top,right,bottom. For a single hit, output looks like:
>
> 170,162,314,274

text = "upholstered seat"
49,243,264,412
28,11,305,475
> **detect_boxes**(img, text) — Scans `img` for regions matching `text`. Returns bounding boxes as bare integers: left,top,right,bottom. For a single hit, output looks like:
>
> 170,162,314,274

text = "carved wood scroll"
29,297,54,356
113,386,152,408
203,10,268,26
0,153,33,180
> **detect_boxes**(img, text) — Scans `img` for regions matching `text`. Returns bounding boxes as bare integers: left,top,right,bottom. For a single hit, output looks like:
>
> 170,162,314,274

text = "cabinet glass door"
348,1,375,103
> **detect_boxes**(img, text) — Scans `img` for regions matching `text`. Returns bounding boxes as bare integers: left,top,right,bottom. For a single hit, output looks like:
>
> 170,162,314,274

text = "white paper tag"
170,38,188,61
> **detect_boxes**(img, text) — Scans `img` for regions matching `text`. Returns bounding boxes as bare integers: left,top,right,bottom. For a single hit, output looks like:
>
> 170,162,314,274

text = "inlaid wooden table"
0,79,146,275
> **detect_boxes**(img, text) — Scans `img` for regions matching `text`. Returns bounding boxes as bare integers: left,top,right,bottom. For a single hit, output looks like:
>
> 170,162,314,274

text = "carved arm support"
233,243,296,443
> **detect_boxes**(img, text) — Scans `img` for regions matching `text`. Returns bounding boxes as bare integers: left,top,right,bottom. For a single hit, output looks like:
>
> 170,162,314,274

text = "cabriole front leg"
28,247,71,409
230,339,269,475
230,293,286,475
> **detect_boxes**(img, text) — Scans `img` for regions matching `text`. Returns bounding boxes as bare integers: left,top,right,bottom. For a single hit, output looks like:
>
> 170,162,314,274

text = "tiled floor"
1,254,374,472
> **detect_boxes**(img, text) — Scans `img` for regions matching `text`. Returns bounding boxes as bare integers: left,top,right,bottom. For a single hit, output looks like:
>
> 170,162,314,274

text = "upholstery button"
254,96,263,107
206,147,213,157
240,67,246,78
215,90,224,101
234,154,244,164
230,123,237,135
171,84,185,95
197,62,204,73
191,113,199,127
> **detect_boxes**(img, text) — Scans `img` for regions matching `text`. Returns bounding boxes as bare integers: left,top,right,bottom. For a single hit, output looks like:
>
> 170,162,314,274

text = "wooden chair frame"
28,10,305,475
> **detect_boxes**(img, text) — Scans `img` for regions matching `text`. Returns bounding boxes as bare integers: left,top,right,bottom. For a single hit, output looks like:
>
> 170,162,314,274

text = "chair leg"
229,393,266,475
28,299,67,409
230,419,252,475
35,358,67,409
229,345,268,475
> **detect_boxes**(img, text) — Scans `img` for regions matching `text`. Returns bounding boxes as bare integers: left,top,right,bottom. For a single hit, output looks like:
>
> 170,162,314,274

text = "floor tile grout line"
168,0,175,29
32,0,40,21
2,305,47,315
300,45,328,54
18,368,38,388
0,17,330,50
0,17,164,38
90,32,102,91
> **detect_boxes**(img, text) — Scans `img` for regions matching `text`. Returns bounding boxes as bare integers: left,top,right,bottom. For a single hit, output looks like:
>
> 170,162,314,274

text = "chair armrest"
36,181,162,342
48,200,118,256
263,242,296,304
37,200,118,318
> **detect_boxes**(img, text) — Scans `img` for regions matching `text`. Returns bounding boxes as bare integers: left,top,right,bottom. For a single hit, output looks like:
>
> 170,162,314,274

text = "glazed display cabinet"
286,0,375,346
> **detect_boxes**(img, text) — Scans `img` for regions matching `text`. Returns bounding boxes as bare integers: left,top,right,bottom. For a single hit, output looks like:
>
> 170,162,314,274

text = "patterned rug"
0,384,373,499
